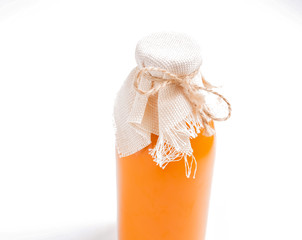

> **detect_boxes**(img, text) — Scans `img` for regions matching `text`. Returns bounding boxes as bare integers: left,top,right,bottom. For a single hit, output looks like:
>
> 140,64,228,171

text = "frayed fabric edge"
149,112,205,179
116,112,208,179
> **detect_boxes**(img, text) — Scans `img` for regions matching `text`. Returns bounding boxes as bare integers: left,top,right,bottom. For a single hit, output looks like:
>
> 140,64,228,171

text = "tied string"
133,66,232,136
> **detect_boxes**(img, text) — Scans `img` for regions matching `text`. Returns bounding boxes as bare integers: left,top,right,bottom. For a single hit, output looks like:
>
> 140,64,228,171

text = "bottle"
114,32,231,240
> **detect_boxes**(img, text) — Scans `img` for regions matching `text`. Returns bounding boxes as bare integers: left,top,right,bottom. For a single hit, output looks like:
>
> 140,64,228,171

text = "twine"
133,66,232,136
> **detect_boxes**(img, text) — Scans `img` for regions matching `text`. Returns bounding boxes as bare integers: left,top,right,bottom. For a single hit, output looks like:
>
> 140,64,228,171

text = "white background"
0,0,302,239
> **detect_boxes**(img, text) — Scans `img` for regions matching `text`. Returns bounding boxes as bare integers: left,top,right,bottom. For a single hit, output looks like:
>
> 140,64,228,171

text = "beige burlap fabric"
114,32,231,178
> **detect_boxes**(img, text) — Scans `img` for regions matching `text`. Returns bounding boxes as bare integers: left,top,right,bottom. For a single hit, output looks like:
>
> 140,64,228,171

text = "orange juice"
117,127,215,240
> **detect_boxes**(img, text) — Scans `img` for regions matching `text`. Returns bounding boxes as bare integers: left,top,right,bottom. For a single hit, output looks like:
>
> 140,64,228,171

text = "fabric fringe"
149,112,206,178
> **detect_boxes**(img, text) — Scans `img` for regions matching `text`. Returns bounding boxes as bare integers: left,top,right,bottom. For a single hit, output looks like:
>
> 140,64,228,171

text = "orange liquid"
116,128,216,240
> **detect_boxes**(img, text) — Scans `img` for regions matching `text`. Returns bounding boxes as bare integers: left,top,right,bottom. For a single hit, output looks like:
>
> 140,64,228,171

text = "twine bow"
133,66,232,136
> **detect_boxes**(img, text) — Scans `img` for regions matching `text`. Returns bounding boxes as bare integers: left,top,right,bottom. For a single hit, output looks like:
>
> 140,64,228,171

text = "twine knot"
133,66,232,136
